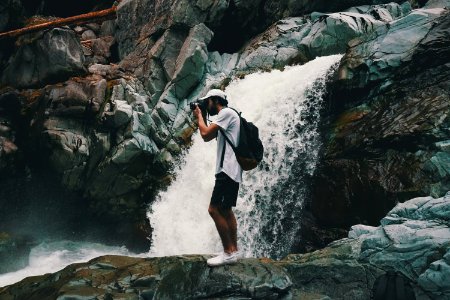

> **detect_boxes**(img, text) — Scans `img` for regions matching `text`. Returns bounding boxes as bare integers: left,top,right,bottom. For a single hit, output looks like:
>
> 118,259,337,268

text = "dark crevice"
31,0,116,18
207,1,244,53
207,0,268,54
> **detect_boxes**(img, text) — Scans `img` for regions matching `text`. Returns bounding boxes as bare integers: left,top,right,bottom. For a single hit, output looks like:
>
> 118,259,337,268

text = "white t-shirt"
211,107,243,183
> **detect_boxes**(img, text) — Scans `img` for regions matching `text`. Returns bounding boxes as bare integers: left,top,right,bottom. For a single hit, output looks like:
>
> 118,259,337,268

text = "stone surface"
1,193,449,299
0,232,35,274
1,28,86,88
310,8,450,230
338,7,447,88
298,2,410,60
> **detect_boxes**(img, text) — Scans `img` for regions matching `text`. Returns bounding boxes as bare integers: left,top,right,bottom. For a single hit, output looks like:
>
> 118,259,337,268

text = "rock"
2,28,86,89
2,194,449,299
0,254,292,299
0,232,35,274
337,7,447,88
100,20,116,37
311,9,450,231
299,2,409,60
81,29,96,41
108,100,133,128
115,0,410,58
170,23,213,99
83,36,116,66
424,0,450,8
87,63,121,79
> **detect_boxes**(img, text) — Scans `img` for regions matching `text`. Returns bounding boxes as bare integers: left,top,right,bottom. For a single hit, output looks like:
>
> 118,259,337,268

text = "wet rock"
1,28,86,89
423,0,450,8
2,194,449,299
0,232,35,274
81,29,96,41
299,2,409,60
311,9,450,231
83,36,116,66
115,0,410,58
337,7,447,89
0,254,292,299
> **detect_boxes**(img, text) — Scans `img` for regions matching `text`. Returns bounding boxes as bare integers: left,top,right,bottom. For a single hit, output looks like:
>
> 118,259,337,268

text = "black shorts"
210,172,240,208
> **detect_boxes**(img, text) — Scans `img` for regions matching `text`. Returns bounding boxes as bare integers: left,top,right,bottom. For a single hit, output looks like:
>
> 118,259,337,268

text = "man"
192,88,244,267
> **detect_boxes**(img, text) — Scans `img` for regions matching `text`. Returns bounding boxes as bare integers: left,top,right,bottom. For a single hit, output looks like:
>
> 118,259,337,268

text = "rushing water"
0,54,342,288
0,240,145,287
147,55,342,260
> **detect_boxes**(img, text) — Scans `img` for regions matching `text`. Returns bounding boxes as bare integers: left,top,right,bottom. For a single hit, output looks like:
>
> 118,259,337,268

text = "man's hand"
193,105,219,142
193,105,202,120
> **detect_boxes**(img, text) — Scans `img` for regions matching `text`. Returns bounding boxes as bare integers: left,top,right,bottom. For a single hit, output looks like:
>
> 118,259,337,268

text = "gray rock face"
115,0,410,58
1,193,449,299
208,2,410,75
310,8,450,231
1,28,86,88
299,2,410,60
338,7,447,88
353,193,450,298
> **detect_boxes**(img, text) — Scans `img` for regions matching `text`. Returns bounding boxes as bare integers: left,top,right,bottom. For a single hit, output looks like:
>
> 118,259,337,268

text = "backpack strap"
219,128,237,168
220,136,226,168
218,107,241,168
228,106,242,118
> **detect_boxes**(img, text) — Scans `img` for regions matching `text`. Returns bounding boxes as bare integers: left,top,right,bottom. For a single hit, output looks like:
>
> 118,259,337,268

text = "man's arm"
194,106,220,142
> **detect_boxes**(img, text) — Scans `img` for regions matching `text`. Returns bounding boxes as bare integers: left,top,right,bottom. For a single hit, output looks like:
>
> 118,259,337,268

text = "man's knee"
208,205,220,217
218,206,232,217
208,205,231,217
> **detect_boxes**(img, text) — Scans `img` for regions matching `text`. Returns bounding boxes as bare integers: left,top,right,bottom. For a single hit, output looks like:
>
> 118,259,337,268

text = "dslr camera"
189,99,208,112
189,98,209,124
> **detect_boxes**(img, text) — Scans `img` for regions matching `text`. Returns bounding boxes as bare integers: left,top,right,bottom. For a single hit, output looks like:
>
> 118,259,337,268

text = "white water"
0,240,149,288
148,55,343,259
0,54,342,288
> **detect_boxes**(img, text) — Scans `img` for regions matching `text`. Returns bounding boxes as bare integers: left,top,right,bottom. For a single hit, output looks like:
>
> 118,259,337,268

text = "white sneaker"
234,249,244,259
207,250,240,267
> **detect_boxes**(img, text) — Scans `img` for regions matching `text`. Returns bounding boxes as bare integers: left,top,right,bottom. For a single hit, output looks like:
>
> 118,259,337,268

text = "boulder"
1,28,86,89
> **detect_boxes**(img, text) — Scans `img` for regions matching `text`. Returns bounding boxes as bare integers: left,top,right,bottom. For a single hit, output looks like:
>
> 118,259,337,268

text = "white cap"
199,89,228,100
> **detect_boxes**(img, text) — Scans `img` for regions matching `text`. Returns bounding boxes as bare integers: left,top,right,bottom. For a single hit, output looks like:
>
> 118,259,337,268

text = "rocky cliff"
0,0,449,274
1,193,449,299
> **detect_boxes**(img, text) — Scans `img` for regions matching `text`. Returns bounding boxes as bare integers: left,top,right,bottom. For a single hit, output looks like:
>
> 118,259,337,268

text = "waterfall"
0,55,342,288
147,54,343,260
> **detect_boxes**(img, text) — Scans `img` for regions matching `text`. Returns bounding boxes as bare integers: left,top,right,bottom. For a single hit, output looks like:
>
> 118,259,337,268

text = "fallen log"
0,2,120,39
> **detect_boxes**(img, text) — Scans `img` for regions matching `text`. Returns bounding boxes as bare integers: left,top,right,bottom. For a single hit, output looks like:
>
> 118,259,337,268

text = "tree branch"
0,2,121,39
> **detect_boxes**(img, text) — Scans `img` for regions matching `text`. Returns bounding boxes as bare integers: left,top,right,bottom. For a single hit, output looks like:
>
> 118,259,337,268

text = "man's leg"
219,207,238,252
208,204,234,253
